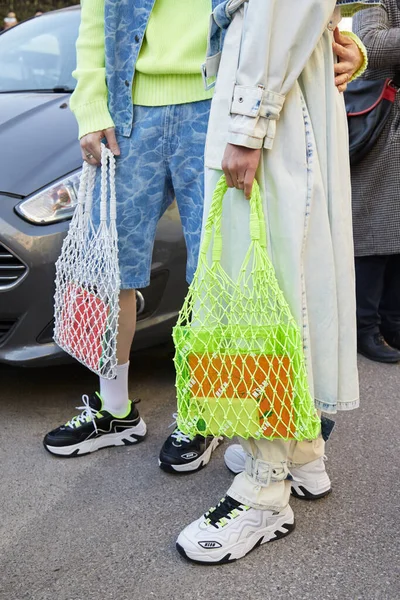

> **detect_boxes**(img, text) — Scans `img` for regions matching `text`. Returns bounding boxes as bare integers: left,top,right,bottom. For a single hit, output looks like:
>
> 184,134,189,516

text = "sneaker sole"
291,484,332,501
43,419,147,457
159,437,223,474
176,507,295,565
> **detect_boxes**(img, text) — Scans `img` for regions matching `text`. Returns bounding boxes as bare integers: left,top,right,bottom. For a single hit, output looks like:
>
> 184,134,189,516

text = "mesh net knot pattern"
173,176,320,441
54,145,120,379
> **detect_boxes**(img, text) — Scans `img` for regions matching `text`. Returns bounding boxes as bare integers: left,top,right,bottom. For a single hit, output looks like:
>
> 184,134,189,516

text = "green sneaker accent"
95,392,133,420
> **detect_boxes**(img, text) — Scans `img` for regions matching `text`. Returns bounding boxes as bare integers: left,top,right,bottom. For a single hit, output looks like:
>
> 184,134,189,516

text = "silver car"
0,7,187,366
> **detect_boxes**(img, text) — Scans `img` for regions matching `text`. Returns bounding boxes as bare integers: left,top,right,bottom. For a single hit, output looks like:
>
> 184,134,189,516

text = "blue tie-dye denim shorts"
92,100,211,290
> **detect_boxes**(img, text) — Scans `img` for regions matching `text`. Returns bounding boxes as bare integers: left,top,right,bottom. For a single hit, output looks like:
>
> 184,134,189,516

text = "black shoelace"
205,496,247,528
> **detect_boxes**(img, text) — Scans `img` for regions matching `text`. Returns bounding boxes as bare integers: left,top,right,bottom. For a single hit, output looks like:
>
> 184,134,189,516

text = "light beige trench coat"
202,1,359,414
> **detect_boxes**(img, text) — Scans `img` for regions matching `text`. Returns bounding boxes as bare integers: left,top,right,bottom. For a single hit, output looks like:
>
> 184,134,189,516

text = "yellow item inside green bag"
173,176,321,441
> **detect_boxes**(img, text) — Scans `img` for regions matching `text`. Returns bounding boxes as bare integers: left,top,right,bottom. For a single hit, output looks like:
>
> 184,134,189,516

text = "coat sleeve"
69,0,115,139
353,2,400,71
227,0,337,150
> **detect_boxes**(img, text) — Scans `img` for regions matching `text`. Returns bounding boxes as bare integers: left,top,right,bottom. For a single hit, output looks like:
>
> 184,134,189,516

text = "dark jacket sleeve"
353,1,400,69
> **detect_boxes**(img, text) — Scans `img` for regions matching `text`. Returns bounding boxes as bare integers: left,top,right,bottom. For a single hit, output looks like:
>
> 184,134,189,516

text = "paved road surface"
0,352,399,600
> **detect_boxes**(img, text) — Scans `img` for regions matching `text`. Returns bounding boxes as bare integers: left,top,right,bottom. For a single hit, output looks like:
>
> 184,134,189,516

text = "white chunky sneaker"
224,443,247,474
224,444,332,500
176,495,295,564
290,457,332,500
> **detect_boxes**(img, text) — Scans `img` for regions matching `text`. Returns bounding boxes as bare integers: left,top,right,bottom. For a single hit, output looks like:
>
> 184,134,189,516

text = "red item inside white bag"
58,285,110,371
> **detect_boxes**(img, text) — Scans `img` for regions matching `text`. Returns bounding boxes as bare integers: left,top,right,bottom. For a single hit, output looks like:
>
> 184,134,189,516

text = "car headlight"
16,169,82,225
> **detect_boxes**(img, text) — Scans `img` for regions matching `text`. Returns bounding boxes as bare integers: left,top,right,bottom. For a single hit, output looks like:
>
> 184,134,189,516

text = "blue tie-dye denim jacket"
105,0,222,136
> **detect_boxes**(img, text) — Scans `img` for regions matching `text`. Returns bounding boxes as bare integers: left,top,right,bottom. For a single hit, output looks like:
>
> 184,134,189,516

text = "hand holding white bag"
54,144,120,379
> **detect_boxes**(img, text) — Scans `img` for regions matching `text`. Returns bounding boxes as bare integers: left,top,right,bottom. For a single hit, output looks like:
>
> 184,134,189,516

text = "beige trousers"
227,433,325,511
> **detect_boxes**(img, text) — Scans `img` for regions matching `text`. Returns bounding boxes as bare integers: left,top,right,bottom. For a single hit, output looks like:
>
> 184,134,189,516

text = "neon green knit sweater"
133,0,213,106
70,0,212,139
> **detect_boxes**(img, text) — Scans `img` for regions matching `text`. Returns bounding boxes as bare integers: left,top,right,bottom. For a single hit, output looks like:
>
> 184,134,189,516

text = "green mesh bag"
173,176,321,441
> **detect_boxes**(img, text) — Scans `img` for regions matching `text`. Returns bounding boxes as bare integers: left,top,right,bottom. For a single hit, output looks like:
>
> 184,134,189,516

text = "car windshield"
0,9,80,93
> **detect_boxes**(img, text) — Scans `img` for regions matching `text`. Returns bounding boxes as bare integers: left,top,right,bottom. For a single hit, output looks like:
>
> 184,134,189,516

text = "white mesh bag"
54,144,120,379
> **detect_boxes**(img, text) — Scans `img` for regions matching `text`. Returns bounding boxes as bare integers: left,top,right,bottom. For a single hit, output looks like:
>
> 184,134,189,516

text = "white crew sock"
99,361,130,417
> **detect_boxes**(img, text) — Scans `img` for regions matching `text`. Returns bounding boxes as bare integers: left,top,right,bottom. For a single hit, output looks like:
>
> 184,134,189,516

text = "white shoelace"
169,412,193,444
66,394,99,433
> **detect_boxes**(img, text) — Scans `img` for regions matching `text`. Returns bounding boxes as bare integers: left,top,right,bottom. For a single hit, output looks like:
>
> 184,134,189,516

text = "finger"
244,169,256,200
222,163,235,188
236,169,246,190
86,141,102,164
104,128,121,156
337,83,348,94
334,59,351,75
81,134,101,162
333,27,341,44
81,150,98,166
333,27,342,44
333,28,349,46
83,147,101,165
335,73,350,88
332,42,351,61
80,143,99,166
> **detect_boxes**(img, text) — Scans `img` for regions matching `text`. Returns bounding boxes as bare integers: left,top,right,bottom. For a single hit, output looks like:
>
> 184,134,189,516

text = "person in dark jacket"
352,0,400,363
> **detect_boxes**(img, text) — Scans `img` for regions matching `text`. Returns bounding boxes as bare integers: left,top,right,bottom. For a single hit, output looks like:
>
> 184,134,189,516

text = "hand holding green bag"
173,175,320,441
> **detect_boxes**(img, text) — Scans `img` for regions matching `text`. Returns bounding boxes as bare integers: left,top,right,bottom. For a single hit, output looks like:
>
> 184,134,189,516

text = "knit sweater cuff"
70,99,115,140
341,31,368,82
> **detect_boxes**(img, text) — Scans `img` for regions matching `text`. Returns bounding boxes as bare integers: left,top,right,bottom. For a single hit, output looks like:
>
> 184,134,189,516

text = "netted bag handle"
201,175,267,264
77,144,117,226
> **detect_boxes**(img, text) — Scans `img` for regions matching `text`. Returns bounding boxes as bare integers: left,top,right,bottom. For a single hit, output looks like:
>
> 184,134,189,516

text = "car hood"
0,92,81,197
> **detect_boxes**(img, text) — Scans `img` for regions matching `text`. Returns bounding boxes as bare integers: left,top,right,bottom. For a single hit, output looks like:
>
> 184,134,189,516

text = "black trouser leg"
355,255,388,337
380,254,400,335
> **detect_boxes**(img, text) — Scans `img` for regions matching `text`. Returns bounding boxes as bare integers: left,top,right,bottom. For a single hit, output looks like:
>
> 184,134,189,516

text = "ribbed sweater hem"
132,73,213,106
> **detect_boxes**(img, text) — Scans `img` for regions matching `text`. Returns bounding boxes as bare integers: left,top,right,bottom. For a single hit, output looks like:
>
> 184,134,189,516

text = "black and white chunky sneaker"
159,424,223,473
43,393,147,457
176,495,295,564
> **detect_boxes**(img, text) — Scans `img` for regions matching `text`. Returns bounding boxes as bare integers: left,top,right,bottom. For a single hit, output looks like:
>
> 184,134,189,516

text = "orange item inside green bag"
188,353,296,439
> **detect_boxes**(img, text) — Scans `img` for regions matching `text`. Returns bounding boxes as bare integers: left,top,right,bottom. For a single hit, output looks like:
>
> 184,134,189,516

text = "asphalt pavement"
0,351,399,600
